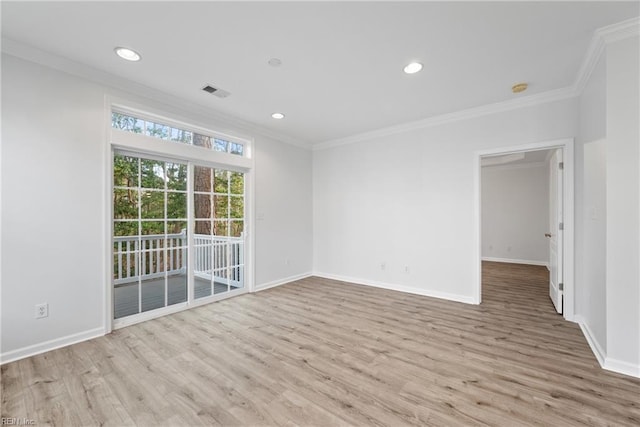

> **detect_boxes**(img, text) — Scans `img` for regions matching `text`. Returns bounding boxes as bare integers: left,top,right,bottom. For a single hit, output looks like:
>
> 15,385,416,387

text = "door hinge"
559,283,564,291
559,162,564,170
559,222,564,231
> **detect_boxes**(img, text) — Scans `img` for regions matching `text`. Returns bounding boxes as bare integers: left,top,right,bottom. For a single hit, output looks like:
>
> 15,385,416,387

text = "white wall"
313,98,578,303
1,54,106,358
572,34,639,377
575,54,607,359
481,164,549,265
254,137,313,288
582,140,607,357
605,35,639,374
0,54,313,361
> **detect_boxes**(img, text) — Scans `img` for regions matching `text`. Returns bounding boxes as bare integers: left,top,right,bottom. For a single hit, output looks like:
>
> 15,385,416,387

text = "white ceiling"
2,2,638,147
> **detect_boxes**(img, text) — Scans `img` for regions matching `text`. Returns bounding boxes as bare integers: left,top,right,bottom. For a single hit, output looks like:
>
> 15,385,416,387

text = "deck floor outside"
114,276,237,319
2,262,639,426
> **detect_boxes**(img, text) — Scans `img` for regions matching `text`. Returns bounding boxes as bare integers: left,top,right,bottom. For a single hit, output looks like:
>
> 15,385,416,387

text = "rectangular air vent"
202,84,231,98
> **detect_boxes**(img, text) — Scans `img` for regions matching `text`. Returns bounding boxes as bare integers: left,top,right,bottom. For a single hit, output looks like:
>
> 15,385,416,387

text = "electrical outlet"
285,258,290,266
35,303,48,319
404,266,410,273
380,262,386,271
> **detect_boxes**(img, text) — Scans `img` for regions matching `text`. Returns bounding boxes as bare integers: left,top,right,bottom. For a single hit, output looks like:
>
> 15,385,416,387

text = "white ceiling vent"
202,84,230,98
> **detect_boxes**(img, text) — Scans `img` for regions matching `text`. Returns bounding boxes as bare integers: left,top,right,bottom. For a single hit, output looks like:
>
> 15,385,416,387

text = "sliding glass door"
112,152,245,322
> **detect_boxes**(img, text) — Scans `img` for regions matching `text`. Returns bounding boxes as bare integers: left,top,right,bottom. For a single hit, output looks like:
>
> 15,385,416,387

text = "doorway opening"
474,139,575,321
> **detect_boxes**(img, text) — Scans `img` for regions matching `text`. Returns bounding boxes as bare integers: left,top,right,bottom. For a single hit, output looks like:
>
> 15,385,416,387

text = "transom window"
111,111,244,156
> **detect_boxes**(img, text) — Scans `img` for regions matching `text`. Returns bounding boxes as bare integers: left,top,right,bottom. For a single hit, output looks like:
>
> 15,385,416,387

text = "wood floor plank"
2,262,640,426
0,362,27,422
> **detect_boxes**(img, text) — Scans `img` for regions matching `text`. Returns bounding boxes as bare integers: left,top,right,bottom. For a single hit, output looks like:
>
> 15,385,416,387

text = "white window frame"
104,98,255,332
111,105,250,159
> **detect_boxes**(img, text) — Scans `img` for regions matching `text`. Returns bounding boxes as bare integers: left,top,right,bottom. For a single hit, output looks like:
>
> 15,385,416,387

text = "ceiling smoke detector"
512,82,528,93
202,84,230,98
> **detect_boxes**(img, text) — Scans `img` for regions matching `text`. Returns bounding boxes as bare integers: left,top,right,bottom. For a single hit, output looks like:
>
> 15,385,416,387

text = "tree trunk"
193,133,212,234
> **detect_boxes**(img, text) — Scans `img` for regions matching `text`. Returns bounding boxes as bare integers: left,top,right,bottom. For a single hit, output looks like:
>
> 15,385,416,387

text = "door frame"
473,138,575,321
549,149,564,313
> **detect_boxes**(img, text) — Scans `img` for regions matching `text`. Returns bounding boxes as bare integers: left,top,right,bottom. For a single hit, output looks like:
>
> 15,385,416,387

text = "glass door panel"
193,167,245,299
113,153,188,320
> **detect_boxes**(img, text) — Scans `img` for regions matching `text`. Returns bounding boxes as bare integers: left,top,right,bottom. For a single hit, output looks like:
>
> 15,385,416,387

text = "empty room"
1,1,639,426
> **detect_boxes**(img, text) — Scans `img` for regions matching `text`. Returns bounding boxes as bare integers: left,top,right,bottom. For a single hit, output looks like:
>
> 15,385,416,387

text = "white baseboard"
0,327,105,365
482,257,549,268
575,315,606,367
604,358,640,378
313,272,477,305
254,272,312,292
575,315,640,378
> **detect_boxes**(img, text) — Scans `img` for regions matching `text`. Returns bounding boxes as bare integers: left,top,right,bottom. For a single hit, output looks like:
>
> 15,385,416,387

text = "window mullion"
137,158,142,315
187,163,195,305
226,170,232,293
163,162,168,309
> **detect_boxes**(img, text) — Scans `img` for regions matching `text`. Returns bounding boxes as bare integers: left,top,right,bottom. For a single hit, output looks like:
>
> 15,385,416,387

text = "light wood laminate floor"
2,262,640,426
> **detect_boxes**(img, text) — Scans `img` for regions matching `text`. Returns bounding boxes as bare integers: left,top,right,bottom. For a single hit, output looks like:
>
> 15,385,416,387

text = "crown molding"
572,33,606,96
597,16,640,44
1,37,312,150
573,17,639,95
314,16,640,152
313,86,576,151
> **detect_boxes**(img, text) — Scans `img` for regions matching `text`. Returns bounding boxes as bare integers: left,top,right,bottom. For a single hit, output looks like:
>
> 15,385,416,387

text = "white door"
548,149,564,313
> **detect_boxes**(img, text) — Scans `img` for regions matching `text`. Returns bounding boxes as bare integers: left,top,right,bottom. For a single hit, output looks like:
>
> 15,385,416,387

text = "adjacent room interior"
481,148,556,310
1,1,639,425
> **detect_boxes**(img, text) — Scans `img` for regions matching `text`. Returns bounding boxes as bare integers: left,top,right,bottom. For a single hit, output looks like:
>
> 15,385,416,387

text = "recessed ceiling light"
271,113,285,120
114,47,141,62
403,62,423,74
512,82,528,93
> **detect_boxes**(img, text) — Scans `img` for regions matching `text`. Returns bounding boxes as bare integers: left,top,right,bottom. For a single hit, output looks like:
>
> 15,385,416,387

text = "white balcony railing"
193,234,244,287
113,231,244,288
